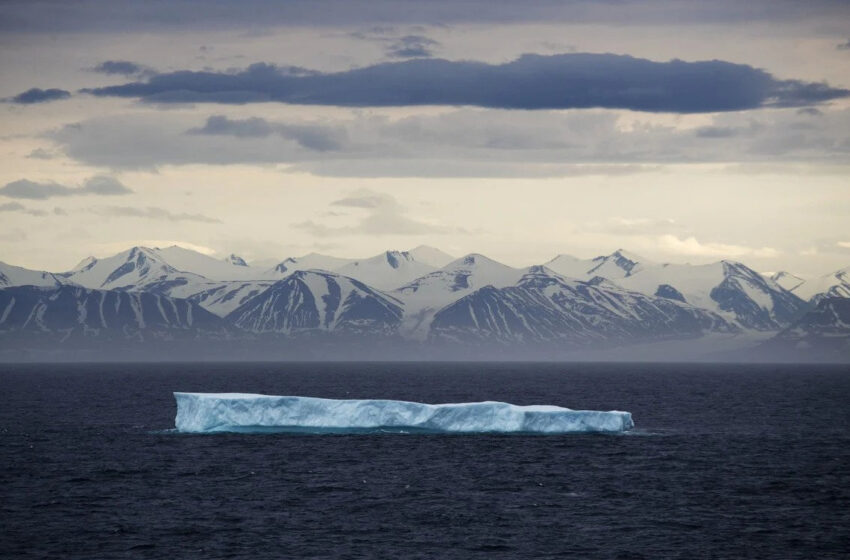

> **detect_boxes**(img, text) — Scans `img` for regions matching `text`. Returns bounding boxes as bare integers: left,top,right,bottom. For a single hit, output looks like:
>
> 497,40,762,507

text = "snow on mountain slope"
227,270,403,335
543,254,596,279
544,249,649,280
0,261,66,288
428,266,736,347
769,271,805,292
335,251,435,290
617,260,806,330
393,253,526,338
184,281,274,317
407,245,455,268
53,246,279,316
64,246,272,289
154,246,266,281
0,285,227,340
269,253,355,276
793,266,850,304
61,247,181,289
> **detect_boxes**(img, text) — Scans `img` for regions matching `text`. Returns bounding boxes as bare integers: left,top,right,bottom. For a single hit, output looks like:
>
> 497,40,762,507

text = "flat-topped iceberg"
173,393,634,434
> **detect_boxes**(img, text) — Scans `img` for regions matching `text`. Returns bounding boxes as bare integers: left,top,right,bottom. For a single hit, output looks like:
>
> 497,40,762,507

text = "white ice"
173,393,634,434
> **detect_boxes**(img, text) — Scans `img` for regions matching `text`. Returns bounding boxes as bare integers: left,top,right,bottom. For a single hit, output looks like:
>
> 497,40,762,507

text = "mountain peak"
610,249,646,263
586,249,647,279
225,254,248,267
71,255,98,272
384,250,413,269
452,253,490,267
407,246,455,268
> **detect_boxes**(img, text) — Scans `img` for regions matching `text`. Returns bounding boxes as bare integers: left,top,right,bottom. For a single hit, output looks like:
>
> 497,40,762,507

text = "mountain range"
0,245,847,361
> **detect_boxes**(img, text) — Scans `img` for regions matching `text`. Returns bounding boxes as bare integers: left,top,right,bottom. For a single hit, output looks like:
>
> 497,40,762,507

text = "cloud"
586,217,684,236
80,176,134,195
695,126,740,138
9,88,71,104
50,107,850,176
657,234,779,258
81,54,849,113
349,28,441,58
330,194,389,209
386,35,440,58
0,180,74,199
0,202,47,216
0,176,132,199
0,229,27,242
798,239,850,257
91,206,222,223
188,115,345,151
3,1,848,32
91,60,151,77
26,148,55,160
294,190,461,236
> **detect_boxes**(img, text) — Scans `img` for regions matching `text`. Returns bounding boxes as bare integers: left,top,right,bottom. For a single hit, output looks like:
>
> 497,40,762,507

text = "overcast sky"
1,0,849,275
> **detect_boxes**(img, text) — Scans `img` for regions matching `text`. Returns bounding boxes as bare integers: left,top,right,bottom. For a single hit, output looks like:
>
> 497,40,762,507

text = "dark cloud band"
2,0,848,33
10,88,71,104
0,177,132,199
82,54,848,113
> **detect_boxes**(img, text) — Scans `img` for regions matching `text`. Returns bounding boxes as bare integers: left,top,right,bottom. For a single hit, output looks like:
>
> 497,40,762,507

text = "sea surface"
1,362,849,559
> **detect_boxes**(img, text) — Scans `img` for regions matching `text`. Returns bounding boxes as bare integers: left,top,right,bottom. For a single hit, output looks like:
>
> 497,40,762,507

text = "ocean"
2,362,849,559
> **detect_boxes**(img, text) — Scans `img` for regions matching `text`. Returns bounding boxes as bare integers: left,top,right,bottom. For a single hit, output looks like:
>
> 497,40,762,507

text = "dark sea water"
1,362,849,559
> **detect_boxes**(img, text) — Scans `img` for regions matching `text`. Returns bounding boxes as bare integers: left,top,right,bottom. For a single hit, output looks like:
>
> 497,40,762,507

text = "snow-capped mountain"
62,246,204,290
0,245,844,361
227,270,403,336
545,252,805,330
792,266,850,304
335,251,435,290
150,246,265,280
0,285,227,341
767,297,850,360
769,271,805,292
544,249,649,280
428,266,736,347
614,260,806,330
0,261,66,288
393,253,526,338
407,245,455,268
64,245,271,288
269,253,355,276
57,246,275,316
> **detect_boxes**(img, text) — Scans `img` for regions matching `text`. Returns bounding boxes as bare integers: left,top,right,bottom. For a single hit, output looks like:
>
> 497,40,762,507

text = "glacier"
173,393,634,434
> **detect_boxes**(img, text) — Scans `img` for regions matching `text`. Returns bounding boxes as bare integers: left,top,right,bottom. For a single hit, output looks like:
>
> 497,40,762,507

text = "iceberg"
173,393,634,434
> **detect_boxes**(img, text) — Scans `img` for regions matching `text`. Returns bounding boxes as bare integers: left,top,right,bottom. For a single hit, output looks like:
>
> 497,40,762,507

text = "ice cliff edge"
173,393,634,434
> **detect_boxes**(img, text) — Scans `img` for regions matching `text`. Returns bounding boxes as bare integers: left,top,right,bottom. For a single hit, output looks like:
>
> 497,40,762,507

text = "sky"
1,0,849,276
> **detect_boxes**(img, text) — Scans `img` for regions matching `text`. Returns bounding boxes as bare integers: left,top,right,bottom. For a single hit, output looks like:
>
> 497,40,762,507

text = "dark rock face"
429,268,736,348
655,284,686,303
709,261,807,330
0,285,227,340
765,298,850,361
